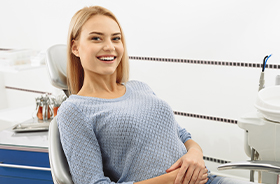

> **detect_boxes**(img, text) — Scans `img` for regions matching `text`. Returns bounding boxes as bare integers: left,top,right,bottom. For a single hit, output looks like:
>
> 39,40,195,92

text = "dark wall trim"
203,156,231,164
129,56,280,69
5,86,51,95
174,111,237,124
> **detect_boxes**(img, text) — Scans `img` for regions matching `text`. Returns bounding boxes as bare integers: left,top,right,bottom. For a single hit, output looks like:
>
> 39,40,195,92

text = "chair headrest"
46,44,68,90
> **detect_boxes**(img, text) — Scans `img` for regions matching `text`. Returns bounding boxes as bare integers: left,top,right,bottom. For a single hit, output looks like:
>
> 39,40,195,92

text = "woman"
57,6,255,184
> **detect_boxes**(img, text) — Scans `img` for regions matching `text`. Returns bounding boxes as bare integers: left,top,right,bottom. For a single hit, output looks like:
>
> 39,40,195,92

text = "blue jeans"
206,174,256,184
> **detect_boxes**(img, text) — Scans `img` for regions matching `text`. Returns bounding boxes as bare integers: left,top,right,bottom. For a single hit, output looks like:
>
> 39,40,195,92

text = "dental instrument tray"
12,119,52,133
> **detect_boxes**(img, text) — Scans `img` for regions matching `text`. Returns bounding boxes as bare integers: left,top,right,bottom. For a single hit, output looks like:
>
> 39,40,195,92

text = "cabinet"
0,126,53,183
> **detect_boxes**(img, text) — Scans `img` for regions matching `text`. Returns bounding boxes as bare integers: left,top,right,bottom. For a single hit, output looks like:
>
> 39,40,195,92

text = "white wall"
1,0,280,181
1,0,280,62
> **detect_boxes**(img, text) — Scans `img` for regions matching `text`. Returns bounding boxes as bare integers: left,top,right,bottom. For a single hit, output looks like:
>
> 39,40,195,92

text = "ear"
71,40,80,57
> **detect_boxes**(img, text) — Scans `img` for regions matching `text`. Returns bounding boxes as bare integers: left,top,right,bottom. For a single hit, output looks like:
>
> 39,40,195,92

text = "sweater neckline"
69,83,131,102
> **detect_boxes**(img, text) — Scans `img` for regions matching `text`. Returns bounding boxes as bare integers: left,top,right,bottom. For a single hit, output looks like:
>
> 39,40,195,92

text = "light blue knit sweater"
57,80,192,184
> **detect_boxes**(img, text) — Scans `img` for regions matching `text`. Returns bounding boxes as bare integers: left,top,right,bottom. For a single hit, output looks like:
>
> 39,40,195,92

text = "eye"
112,36,121,41
91,37,101,41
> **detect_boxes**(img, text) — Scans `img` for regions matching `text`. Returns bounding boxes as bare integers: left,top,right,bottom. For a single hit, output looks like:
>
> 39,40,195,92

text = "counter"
0,105,35,131
0,123,52,183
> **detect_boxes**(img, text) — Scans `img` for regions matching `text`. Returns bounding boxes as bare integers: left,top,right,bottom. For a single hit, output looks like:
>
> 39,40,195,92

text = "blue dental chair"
46,44,73,184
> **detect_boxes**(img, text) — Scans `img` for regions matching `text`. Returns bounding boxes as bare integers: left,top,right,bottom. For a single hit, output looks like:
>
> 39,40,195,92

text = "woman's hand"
166,145,208,184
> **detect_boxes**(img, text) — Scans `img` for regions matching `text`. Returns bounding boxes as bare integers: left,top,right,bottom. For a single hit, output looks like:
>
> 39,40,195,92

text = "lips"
97,55,117,63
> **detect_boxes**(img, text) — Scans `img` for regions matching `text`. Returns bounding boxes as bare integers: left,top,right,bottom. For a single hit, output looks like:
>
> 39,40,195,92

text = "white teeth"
99,57,115,61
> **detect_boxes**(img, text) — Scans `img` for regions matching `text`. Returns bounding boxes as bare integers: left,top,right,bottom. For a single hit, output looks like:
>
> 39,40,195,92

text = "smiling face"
72,15,124,79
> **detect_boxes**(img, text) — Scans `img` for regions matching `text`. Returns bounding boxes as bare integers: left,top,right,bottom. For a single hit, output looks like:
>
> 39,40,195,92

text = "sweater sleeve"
176,121,192,144
57,101,134,184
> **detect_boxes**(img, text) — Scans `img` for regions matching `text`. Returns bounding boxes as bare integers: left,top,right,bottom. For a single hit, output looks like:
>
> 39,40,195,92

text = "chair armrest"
49,117,74,184
218,160,280,174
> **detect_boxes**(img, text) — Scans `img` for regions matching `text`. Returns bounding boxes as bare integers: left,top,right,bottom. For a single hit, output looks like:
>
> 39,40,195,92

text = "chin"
101,69,117,76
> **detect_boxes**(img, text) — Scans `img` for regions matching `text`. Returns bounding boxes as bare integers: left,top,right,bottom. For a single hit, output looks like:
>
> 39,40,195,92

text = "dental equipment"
259,54,272,91
218,55,280,184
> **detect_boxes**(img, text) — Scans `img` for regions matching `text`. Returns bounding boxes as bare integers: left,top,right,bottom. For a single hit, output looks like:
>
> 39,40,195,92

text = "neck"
78,71,124,98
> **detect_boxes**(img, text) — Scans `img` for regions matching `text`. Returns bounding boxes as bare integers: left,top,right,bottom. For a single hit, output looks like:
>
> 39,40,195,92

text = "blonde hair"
67,6,129,94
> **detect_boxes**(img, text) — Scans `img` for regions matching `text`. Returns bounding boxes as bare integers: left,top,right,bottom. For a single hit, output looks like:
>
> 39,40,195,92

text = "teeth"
99,57,115,61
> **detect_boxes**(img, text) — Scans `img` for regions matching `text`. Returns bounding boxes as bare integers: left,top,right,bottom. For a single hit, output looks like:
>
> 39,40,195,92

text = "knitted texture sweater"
57,80,192,184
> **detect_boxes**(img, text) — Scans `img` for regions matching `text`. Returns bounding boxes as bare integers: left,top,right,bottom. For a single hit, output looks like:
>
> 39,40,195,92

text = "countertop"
0,118,49,153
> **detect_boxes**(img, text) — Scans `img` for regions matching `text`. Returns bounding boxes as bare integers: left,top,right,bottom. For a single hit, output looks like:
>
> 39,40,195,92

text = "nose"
103,40,115,51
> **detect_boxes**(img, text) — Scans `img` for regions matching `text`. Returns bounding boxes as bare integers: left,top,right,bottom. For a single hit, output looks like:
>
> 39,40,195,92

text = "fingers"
199,168,208,178
184,166,198,184
203,167,208,174
197,177,208,184
182,167,208,184
166,159,181,173
194,168,208,184
174,164,190,184
174,166,208,184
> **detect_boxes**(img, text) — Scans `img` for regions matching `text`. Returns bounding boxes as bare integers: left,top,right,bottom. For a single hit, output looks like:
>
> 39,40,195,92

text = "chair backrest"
48,118,73,184
46,44,69,96
46,44,73,184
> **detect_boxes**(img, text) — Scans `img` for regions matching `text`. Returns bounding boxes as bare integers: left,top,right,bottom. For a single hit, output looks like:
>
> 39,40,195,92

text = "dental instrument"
259,54,272,91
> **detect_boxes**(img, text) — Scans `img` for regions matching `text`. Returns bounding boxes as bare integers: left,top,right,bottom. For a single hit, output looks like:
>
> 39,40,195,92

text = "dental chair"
46,44,74,184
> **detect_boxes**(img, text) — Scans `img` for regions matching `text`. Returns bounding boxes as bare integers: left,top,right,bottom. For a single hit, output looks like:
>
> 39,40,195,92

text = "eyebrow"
89,31,121,36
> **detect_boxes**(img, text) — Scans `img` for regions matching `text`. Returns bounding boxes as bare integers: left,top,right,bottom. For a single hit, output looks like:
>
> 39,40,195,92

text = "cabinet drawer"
0,149,49,167
0,149,52,182
0,175,53,184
